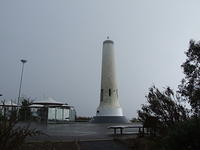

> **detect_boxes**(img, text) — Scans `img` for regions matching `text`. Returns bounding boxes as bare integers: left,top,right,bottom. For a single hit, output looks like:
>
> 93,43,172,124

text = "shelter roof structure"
33,97,63,106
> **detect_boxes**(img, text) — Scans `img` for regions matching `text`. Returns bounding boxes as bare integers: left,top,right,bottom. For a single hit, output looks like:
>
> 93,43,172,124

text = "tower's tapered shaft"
91,38,128,123
96,39,123,116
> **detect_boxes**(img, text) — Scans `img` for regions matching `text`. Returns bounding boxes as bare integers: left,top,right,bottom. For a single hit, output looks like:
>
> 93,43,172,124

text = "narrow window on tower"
100,89,103,101
109,89,111,96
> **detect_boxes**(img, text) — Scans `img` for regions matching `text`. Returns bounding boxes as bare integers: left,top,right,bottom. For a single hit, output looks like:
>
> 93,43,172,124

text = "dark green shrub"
0,111,41,150
163,118,200,150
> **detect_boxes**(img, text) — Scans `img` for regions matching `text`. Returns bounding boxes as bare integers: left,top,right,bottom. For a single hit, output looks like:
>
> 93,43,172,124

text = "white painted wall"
96,40,123,116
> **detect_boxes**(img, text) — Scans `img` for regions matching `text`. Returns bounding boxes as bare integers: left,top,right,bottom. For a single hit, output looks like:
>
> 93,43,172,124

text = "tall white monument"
91,38,128,123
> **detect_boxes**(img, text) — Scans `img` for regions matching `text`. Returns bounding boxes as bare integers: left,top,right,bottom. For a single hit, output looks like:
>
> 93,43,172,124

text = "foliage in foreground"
137,86,200,150
179,40,200,116
136,39,200,150
163,118,200,150
138,86,188,130
0,112,41,150
131,118,200,150
19,98,32,121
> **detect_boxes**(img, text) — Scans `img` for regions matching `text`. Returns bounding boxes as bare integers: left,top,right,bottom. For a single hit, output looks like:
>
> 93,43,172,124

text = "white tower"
91,38,128,123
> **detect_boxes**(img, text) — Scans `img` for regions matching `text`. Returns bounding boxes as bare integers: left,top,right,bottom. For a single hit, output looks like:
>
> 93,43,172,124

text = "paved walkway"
79,140,131,150
19,122,141,142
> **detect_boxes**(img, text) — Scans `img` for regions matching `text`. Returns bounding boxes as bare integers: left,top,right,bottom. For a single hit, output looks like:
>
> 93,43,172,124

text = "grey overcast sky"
1,0,200,118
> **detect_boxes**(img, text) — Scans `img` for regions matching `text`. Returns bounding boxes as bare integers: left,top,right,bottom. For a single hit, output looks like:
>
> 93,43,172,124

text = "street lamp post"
17,59,27,116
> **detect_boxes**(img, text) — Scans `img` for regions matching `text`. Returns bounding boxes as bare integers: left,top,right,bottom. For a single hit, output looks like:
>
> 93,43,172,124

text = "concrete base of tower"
96,105,123,116
90,116,129,123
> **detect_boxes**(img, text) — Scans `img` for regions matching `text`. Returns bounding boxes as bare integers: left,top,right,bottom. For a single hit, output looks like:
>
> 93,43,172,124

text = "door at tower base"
91,38,129,123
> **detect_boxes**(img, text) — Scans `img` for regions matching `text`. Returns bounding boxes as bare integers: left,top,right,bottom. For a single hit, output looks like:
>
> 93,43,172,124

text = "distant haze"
1,0,200,118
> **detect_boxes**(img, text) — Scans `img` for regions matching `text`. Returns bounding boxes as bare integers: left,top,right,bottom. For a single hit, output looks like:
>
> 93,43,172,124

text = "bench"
108,125,144,135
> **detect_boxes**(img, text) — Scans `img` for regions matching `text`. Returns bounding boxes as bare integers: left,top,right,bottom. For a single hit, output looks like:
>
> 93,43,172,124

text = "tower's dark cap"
103,40,114,44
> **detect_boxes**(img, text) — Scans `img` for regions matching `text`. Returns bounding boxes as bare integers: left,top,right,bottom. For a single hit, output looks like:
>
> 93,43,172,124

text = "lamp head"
21,59,27,63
